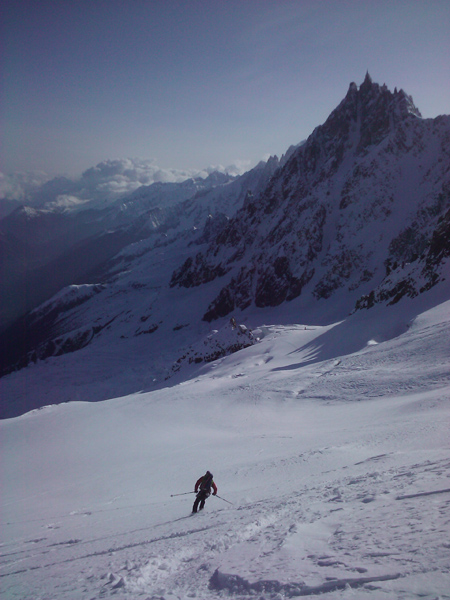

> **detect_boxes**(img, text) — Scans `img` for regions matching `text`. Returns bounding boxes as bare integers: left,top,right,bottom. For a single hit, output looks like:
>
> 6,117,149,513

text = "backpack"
200,472,213,492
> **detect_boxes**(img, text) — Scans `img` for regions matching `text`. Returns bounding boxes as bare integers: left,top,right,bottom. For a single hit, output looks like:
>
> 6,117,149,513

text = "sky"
1,0,449,178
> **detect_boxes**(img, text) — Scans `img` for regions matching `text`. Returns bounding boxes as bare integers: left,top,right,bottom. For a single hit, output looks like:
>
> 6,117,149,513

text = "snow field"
1,299,450,599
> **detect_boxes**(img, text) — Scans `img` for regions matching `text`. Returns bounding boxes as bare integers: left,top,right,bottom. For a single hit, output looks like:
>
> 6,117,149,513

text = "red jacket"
195,475,217,495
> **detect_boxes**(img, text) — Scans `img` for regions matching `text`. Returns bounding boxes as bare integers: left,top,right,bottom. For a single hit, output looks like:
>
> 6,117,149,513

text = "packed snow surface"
1,299,450,599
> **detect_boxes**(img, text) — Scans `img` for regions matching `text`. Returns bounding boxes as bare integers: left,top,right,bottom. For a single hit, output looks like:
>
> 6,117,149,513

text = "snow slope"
1,296,449,599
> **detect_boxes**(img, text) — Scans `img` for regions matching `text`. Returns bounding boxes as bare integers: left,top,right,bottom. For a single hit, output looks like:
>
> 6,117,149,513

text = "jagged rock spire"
360,71,375,95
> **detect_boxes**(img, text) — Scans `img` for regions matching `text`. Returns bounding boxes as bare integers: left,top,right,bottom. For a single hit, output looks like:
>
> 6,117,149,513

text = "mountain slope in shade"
0,158,284,416
0,171,233,329
0,159,282,330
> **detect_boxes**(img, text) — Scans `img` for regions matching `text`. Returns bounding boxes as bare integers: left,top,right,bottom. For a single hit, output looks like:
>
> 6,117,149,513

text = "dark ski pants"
193,490,209,513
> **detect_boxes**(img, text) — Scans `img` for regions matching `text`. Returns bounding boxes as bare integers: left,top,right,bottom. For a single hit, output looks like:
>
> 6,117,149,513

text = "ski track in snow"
2,453,449,599
1,301,450,599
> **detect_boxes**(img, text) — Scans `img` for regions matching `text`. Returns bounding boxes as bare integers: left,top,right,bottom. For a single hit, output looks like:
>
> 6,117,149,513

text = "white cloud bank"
0,158,254,211
0,170,51,202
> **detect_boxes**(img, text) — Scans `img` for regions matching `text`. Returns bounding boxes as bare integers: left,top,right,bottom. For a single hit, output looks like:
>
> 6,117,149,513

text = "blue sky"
1,0,449,177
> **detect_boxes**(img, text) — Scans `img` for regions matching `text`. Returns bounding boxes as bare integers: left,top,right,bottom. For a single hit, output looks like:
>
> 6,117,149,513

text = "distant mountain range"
1,74,449,417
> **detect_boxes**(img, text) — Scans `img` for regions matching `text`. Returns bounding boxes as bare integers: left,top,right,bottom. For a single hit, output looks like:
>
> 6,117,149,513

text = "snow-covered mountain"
172,73,450,322
1,75,449,420
0,160,281,331
1,75,450,599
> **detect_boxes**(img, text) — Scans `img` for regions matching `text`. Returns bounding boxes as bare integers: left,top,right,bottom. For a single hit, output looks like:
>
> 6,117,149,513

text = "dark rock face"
170,319,256,376
355,205,450,310
426,206,450,266
195,212,230,244
255,256,296,307
170,75,449,321
170,254,229,288
0,285,107,375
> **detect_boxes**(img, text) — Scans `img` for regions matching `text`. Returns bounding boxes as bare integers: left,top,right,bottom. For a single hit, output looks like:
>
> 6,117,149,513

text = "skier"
192,471,217,513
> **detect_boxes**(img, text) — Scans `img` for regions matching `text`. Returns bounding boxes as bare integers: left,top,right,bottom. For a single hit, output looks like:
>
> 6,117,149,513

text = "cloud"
44,195,91,210
0,171,51,202
0,157,254,212
198,160,253,179
80,158,200,191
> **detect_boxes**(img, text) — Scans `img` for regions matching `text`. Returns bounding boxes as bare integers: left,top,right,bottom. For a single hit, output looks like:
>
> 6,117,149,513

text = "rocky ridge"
170,74,450,321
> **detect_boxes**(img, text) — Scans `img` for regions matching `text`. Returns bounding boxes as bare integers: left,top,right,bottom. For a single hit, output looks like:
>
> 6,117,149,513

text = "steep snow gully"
1,297,450,599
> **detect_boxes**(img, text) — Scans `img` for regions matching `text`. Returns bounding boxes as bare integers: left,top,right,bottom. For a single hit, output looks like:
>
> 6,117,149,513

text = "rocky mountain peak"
315,74,422,161
168,77,449,323
359,70,375,94
393,86,422,118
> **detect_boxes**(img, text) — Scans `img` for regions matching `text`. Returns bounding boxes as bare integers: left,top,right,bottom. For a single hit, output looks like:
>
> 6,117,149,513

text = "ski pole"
170,491,196,497
214,494,234,505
